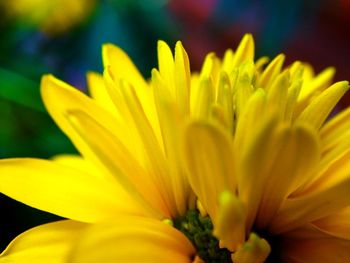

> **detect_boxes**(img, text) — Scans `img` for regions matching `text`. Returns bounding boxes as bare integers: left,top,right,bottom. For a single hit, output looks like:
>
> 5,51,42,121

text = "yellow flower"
1,0,96,35
1,34,350,262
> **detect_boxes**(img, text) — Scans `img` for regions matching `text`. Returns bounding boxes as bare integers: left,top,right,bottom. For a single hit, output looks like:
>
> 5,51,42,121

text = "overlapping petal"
282,235,350,263
69,217,195,263
0,220,86,263
0,158,143,222
183,121,236,219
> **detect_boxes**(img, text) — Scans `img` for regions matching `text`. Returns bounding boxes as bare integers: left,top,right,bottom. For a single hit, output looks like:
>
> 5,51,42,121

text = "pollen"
174,209,232,262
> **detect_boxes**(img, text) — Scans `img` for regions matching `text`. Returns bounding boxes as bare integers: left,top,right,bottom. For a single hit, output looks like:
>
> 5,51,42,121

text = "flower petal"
69,217,195,263
42,75,154,191
152,81,195,216
86,71,116,113
231,33,255,68
257,54,285,89
313,206,350,240
256,123,320,229
297,81,349,130
231,233,270,263
51,154,106,180
41,74,131,176
270,175,350,234
320,107,350,154
214,191,245,251
183,122,235,219
102,43,148,92
282,235,350,263
0,158,142,222
174,41,191,115
0,220,86,263
296,66,336,114
102,44,159,136
66,109,169,219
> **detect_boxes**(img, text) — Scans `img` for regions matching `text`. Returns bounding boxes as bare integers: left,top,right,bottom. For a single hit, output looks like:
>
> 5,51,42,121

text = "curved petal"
282,235,350,263
231,233,270,263
41,75,161,208
313,206,350,240
270,175,350,234
152,82,195,216
66,109,169,219
102,44,148,92
320,107,350,148
297,81,349,130
102,44,159,138
295,67,336,115
257,54,285,90
0,220,86,263
214,191,245,251
0,158,144,222
41,74,132,176
183,121,236,219
256,123,320,229
231,33,255,68
86,71,116,113
69,217,196,263
51,154,107,180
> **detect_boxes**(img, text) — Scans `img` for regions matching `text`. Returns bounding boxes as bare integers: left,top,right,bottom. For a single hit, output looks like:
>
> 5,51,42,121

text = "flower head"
1,34,350,262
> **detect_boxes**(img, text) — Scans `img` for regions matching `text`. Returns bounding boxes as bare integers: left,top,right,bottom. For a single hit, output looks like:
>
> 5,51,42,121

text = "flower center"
174,209,232,262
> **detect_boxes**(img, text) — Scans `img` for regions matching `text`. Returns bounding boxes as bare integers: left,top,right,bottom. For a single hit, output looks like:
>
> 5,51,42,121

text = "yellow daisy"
1,34,350,262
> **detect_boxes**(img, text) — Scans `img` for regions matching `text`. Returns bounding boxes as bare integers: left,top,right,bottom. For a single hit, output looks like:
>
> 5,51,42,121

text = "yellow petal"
234,60,255,117
297,81,349,130
157,40,176,98
0,220,86,263
235,90,284,230
153,83,194,216
69,217,195,263
320,107,350,150
301,132,350,192
234,88,267,154
313,206,350,240
282,235,350,263
270,175,350,234
231,233,271,263
183,122,235,219
222,48,234,73
66,109,169,219
284,78,302,122
266,70,290,120
0,158,141,223
51,154,107,180
102,44,160,142
117,80,184,217
214,191,245,251
256,123,320,229
86,71,116,113
254,56,269,73
174,41,191,115
231,33,255,68
216,72,234,132
257,54,285,89
297,66,336,103
102,43,148,92
192,75,214,119
41,74,131,176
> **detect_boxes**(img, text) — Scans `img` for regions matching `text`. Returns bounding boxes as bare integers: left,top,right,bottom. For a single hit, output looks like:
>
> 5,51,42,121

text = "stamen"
174,209,232,262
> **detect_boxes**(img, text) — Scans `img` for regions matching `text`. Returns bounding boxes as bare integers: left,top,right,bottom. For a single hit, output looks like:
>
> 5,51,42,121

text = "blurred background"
0,0,349,251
